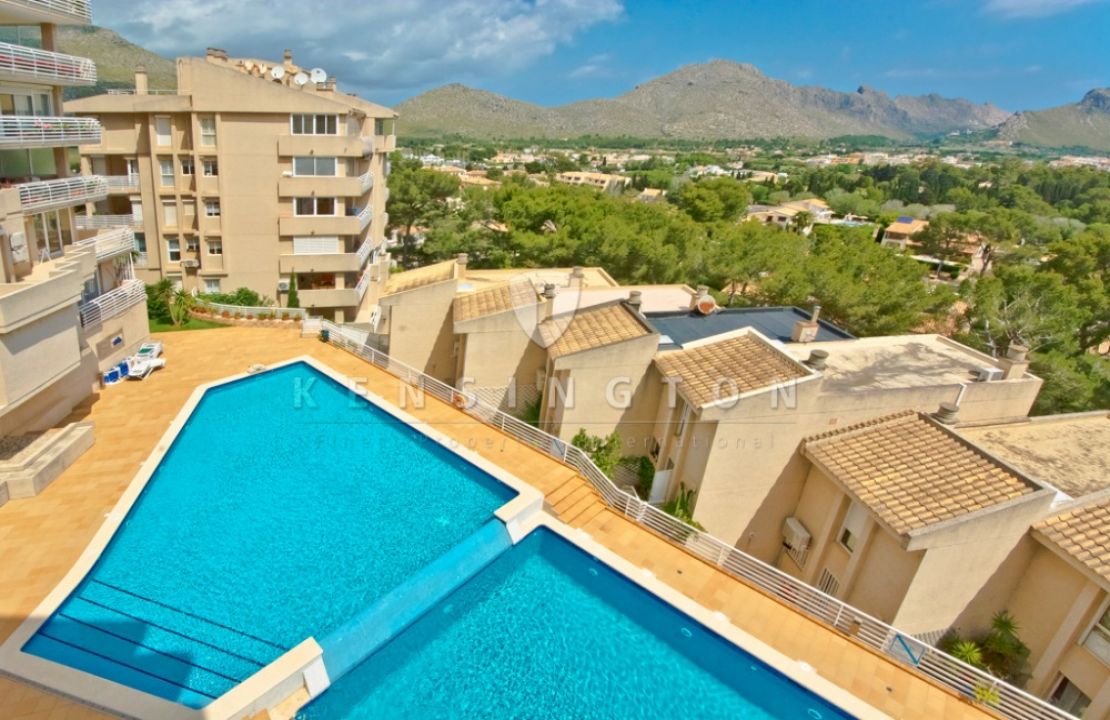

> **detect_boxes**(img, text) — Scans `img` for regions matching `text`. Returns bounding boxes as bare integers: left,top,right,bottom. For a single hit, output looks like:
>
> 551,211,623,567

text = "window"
1083,606,1110,665
207,240,222,255
294,197,336,216
290,113,339,135
204,278,221,293
166,237,180,262
293,156,338,176
202,158,219,177
185,237,199,252
817,569,840,596
1049,677,1090,716
130,197,143,223
838,501,868,553
293,236,341,254
154,116,171,147
159,158,173,186
133,232,146,253
180,157,194,175
198,116,216,146
374,118,385,135
205,199,221,217
162,200,177,226
167,274,183,291
674,399,690,437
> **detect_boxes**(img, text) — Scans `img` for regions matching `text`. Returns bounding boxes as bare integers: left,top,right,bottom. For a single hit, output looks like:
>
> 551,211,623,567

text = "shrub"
221,310,231,318
282,312,291,321
286,275,300,309
571,428,623,478
662,483,705,530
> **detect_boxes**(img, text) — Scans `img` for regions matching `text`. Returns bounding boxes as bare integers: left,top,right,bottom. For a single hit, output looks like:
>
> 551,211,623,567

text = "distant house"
634,187,666,203
880,216,929,249
554,171,631,194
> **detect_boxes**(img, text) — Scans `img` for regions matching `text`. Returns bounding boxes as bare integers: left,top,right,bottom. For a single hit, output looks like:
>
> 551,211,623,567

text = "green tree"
571,428,623,478
145,279,174,325
790,210,814,235
672,177,750,223
1042,225,1110,351
387,155,461,266
168,289,195,326
286,274,299,309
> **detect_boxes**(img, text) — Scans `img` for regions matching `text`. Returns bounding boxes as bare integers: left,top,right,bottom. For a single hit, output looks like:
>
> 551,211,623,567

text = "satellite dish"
309,67,327,84
270,66,285,80
293,72,309,86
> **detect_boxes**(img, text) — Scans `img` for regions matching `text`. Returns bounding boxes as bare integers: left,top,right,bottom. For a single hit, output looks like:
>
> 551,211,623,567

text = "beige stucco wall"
845,527,921,624
380,280,458,382
455,310,546,412
81,301,150,372
0,305,84,409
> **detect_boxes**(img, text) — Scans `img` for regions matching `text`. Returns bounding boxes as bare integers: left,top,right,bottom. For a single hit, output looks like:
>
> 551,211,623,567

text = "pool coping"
0,356,543,720
519,512,894,720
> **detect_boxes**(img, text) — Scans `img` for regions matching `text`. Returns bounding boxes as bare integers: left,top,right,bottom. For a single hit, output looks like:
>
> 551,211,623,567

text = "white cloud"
568,53,612,78
94,0,623,99
982,0,1104,17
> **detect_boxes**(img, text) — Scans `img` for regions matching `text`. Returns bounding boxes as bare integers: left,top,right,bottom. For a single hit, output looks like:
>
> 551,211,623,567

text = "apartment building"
67,48,397,322
0,0,148,436
553,170,631,194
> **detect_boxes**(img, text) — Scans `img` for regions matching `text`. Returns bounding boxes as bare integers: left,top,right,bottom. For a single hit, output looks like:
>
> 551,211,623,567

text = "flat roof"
579,285,695,314
786,335,1017,392
958,412,1110,499
460,267,618,292
647,307,853,350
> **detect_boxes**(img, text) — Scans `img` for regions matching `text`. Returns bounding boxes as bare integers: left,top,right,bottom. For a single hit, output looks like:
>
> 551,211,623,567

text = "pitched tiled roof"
384,261,456,295
1035,497,1110,585
453,282,539,323
541,302,653,359
804,412,1040,535
654,332,808,407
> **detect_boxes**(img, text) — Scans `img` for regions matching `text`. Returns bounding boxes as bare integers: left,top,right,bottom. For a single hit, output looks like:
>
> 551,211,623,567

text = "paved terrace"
0,327,994,720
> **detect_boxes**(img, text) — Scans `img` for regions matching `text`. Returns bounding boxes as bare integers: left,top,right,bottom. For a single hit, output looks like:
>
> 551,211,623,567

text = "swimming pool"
20,361,517,708
299,528,857,720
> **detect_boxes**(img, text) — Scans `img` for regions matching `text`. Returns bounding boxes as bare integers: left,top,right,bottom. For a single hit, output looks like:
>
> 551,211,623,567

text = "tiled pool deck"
0,327,996,720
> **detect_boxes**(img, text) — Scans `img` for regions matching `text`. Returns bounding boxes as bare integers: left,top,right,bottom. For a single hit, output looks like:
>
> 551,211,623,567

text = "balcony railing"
359,170,373,193
354,268,371,301
75,227,134,261
314,319,1080,720
104,174,140,190
133,251,148,267
18,175,106,213
356,206,372,231
2,0,91,23
75,214,140,229
105,88,177,95
0,115,100,148
355,236,373,267
0,41,95,86
79,278,144,327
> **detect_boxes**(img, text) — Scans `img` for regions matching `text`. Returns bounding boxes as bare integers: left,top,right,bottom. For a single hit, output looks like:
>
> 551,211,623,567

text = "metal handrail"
75,227,134,261
356,206,372,231
0,115,100,147
104,174,140,189
79,279,144,327
314,318,1076,720
197,299,307,320
355,236,373,267
18,175,107,213
0,41,95,85
8,0,91,22
75,214,139,229
359,170,373,193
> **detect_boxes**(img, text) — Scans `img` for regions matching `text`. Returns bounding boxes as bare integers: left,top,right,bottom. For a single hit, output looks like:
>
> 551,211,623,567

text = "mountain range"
996,89,1110,152
56,25,175,98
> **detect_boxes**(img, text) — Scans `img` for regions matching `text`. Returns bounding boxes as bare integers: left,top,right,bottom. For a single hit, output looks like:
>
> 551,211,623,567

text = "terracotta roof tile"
804,412,1040,535
541,302,653,359
654,333,809,407
384,261,456,295
1035,498,1110,584
453,281,539,323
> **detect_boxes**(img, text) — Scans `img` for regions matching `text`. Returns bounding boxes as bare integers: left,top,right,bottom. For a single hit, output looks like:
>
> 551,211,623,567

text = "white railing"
133,251,148,267
79,278,144,327
355,236,373,267
18,175,107,212
356,206,372,231
104,174,140,190
359,169,373,193
75,214,139,229
360,136,373,156
105,88,177,95
8,0,91,22
197,299,307,320
354,268,370,301
0,115,100,148
0,41,95,85
314,318,1077,720
75,227,134,261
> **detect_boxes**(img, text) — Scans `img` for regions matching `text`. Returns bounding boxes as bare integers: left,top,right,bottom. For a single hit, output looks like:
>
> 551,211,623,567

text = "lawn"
149,317,229,333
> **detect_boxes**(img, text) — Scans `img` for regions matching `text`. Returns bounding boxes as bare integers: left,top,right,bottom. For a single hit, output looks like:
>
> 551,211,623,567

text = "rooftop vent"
804,349,828,371
542,282,556,300
694,292,717,316
933,401,959,425
627,290,643,311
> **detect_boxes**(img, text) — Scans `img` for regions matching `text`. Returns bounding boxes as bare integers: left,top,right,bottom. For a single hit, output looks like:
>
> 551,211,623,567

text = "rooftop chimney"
569,266,585,288
933,401,959,425
791,305,822,343
455,252,468,280
690,285,709,310
539,283,557,322
134,66,148,96
283,49,294,70
804,349,829,371
810,304,822,322
1000,343,1029,380
627,290,643,312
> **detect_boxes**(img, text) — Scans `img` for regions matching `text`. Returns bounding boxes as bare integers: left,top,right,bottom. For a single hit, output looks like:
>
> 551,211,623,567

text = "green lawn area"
149,317,229,333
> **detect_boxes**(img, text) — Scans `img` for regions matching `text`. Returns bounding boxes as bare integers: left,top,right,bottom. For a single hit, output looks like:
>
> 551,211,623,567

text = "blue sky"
99,0,1109,111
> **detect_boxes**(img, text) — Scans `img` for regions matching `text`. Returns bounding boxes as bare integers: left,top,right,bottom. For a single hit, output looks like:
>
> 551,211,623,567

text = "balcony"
375,134,396,153
298,286,361,309
75,214,140,230
0,0,92,25
355,206,372,231
359,170,373,193
279,214,361,236
104,174,140,192
277,174,364,197
0,42,95,86
0,115,100,149
78,278,144,327
0,248,91,333
18,175,106,213
277,134,369,158
75,227,134,262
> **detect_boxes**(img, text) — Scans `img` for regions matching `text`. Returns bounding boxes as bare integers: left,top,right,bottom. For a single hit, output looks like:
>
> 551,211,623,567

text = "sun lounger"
127,357,166,380
133,341,163,360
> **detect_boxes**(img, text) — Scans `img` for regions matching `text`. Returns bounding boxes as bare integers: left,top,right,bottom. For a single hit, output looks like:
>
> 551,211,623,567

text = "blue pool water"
23,362,515,708
300,529,855,720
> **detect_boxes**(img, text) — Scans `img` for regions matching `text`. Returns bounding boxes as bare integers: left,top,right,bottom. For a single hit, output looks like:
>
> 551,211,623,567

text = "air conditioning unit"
976,366,1003,382
782,516,811,552
181,259,199,268
277,279,291,292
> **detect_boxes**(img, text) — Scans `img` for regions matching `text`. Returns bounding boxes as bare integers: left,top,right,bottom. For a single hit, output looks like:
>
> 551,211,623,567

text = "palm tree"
790,211,814,235
168,289,195,326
